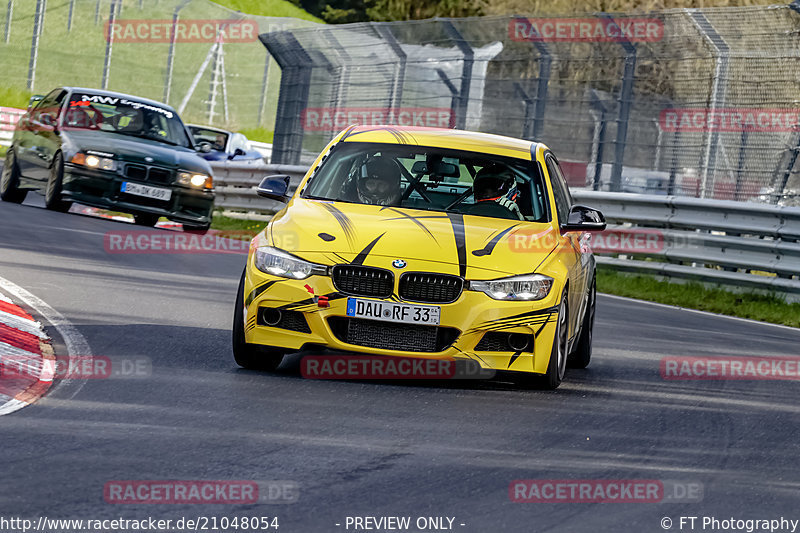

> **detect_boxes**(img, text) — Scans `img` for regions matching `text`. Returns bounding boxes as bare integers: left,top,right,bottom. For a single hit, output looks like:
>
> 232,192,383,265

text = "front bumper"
242,259,561,375
62,164,214,225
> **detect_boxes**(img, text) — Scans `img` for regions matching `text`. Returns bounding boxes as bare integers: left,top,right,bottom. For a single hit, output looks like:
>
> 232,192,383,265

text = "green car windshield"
302,142,550,223
62,93,192,148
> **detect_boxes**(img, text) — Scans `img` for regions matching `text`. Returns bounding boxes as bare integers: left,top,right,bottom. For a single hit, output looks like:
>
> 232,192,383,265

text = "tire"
568,277,596,369
0,149,28,204
44,152,72,212
232,269,285,371
183,222,211,233
133,213,160,227
541,291,569,390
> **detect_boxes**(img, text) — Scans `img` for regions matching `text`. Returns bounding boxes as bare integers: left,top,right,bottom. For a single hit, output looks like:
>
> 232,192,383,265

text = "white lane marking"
39,226,107,237
599,293,800,334
0,311,48,339
0,276,91,414
0,340,44,360
0,399,28,416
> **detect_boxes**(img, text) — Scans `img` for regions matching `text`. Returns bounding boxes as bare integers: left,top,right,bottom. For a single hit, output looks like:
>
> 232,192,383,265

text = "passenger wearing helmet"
355,156,402,206
465,164,524,220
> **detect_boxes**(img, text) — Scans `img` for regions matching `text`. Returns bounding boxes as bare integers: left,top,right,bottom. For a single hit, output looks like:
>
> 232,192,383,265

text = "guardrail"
210,164,800,298
0,107,25,148
212,162,308,220
571,190,800,298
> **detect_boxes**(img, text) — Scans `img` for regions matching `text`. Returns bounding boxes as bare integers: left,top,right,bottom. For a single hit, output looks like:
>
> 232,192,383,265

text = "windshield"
62,93,192,148
302,142,550,222
189,126,229,152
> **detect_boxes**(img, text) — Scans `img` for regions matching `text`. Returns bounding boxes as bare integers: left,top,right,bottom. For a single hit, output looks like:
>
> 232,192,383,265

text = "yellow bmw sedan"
232,126,605,389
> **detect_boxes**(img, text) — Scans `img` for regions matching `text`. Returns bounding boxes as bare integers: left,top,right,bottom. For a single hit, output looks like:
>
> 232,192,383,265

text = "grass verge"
0,87,33,109
212,0,323,22
239,127,274,144
597,266,800,328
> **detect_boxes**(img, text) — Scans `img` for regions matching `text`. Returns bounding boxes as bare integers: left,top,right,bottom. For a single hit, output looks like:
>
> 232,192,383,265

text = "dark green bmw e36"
0,87,214,231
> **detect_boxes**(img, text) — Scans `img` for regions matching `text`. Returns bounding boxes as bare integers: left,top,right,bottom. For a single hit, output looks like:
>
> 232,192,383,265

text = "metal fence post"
260,32,315,165
256,53,271,126
67,0,74,32
531,41,551,140
373,24,406,111
26,0,46,91
603,15,637,193
735,128,749,201
773,129,800,205
441,20,473,130
689,11,730,199
322,30,351,119
590,90,609,191
515,83,534,139
4,0,12,44
436,69,460,125
668,128,681,195
95,0,101,25
163,0,190,105
101,0,118,90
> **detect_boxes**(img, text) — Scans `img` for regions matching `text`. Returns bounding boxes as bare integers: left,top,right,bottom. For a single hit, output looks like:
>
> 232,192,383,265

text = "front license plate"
121,181,172,202
346,298,440,326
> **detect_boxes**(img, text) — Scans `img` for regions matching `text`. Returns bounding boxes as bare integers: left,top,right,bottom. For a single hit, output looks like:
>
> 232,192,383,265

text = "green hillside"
211,0,323,21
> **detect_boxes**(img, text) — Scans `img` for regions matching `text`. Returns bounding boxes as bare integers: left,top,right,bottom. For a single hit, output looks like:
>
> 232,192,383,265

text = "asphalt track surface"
1,174,800,532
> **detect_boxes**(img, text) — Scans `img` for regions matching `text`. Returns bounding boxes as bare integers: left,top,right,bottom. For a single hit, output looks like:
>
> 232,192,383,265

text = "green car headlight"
254,246,327,280
178,172,213,189
469,274,554,301
71,152,116,171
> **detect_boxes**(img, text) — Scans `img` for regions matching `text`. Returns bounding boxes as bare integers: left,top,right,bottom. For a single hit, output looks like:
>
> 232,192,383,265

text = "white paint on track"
0,276,91,415
599,293,800,334
0,311,49,339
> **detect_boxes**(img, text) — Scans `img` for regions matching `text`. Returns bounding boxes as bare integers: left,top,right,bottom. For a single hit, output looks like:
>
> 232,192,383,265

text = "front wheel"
133,213,160,227
44,152,72,212
568,277,595,369
232,269,286,371
183,222,211,233
0,149,28,204
541,291,569,390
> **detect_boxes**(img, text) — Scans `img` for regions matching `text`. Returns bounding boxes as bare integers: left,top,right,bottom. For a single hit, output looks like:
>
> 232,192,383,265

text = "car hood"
63,130,210,173
268,198,558,279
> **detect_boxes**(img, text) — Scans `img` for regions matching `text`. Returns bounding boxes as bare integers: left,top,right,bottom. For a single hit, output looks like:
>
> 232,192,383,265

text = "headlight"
468,274,553,301
254,247,327,279
71,152,116,171
178,172,213,189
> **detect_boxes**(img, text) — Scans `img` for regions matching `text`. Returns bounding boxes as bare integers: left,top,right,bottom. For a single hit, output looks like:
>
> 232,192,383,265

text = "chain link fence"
262,3,800,203
0,0,315,133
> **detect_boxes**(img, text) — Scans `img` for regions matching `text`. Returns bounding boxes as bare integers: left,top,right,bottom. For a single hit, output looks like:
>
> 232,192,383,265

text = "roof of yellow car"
341,126,541,160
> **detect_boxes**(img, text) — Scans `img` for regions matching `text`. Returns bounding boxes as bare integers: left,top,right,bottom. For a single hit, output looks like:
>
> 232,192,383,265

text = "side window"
545,154,571,225
33,90,65,121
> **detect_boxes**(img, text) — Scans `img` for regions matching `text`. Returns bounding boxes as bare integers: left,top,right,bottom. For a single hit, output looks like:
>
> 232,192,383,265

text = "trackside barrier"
571,190,800,299
0,107,25,148
212,162,307,220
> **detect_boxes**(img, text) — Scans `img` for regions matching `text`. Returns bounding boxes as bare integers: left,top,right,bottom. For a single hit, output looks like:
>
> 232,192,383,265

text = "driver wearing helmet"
466,164,524,220
355,156,402,206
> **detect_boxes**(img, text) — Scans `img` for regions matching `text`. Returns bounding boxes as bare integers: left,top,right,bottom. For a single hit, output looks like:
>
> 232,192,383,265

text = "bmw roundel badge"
392,259,407,269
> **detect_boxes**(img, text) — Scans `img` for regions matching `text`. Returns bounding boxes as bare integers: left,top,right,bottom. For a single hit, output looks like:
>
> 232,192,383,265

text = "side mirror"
257,175,291,202
228,148,246,160
561,205,606,233
28,95,44,111
39,113,55,127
